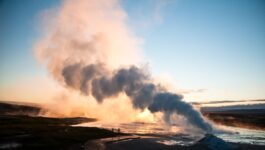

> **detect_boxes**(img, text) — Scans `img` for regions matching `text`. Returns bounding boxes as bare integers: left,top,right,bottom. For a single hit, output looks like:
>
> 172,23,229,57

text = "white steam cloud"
34,0,212,132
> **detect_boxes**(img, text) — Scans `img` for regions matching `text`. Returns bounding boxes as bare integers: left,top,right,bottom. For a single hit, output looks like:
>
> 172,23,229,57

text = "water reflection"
216,126,265,145
77,121,183,135
76,121,265,146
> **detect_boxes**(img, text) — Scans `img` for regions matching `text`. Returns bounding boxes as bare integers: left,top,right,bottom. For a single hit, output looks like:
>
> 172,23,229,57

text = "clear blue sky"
0,0,265,101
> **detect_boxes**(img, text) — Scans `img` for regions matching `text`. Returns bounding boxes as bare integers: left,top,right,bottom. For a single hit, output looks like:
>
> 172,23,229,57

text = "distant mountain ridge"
0,101,41,116
201,103,265,113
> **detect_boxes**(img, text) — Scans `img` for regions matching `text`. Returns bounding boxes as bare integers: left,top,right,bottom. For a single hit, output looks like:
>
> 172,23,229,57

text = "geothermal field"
0,101,265,150
1,0,265,149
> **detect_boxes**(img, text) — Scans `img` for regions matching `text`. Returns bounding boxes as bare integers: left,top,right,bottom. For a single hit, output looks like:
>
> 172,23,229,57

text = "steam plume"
35,0,212,132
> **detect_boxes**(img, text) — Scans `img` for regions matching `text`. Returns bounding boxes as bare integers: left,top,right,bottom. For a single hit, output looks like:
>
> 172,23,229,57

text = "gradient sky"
0,0,264,102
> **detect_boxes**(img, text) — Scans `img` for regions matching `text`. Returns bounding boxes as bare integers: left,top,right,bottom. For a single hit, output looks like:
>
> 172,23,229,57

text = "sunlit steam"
35,0,212,132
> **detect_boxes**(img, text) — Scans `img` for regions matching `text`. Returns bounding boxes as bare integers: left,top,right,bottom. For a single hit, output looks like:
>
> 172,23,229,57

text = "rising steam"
35,0,212,132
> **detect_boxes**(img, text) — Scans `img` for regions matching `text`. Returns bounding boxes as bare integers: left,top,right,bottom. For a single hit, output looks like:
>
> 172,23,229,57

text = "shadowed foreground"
0,114,124,150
